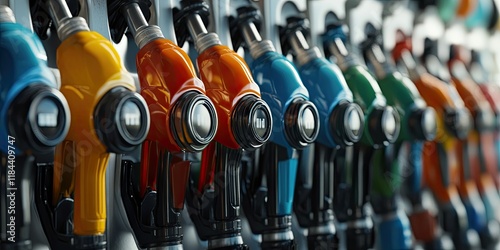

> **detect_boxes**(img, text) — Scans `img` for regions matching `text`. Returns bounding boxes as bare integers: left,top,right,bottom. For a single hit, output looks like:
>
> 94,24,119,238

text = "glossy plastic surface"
52,31,136,235
342,65,387,146
297,57,354,147
137,38,207,197
0,22,57,153
250,51,309,215
195,44,261,149
251,51,310,149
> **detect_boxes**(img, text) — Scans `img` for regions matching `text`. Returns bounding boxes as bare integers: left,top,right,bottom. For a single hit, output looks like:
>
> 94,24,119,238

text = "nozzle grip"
263,143,298,218
423,140,460,203
154,150,190,229
188,142,244,241
309,144,336,226
73,147,110,236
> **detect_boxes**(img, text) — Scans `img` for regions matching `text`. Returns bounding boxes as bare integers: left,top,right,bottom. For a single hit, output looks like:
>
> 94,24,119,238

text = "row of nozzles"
1,0,500,249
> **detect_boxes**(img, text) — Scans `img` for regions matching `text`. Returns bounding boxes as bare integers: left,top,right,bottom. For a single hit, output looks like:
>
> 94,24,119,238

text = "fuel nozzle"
322,21,400,147
30,0,150,248
362,27,437,143
233,6,318,148
176,1,272,247
1,6,71,248
175,0,272,150
106,1,219,248
108,0,218,152
281,16,364,147
0,6,70,153
230,5,320,248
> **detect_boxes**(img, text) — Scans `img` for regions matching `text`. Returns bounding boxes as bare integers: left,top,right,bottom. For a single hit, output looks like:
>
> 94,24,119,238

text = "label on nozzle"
120,100,142,138
252,107,270,138
35,97,63,142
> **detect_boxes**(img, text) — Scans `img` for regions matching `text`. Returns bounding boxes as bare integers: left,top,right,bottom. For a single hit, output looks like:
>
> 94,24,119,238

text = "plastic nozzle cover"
284,99,320,149
94,86,150,153
171,91,217,152
8,84,70,153
231,95,272,150
330,102,365,146
409,107,438,141
368,106,400,145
